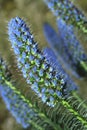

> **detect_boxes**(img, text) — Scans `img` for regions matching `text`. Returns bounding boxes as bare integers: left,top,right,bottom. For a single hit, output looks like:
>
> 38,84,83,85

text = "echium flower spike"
43,20,87,77
8,17,87,129
0,84,59,130
44,0,87,34
43,22,79,78
8,17,77,107
57,19,87,76
0,85,41,129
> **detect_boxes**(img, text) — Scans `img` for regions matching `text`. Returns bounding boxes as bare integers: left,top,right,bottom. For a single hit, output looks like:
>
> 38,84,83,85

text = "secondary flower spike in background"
43,19,87,77
44,0,87,34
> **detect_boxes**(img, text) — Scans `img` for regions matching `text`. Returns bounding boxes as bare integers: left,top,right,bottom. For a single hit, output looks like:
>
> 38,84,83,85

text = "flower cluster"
57,19,87,76
43,19,87,77
44,0,87,33
0,84,38,128
8,17,78,107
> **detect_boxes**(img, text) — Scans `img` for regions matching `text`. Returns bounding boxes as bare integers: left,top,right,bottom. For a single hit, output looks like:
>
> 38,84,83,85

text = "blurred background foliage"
0,0,87,130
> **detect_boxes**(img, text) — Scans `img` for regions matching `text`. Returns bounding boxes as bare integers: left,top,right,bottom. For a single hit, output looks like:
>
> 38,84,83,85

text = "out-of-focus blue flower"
43,20,87,77
8,17,78,107
43,22,63,53
57,19,87,76
44,0,87,34
43,22,79,78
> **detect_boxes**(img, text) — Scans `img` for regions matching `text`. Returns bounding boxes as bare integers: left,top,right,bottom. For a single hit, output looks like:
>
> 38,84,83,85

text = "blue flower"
0,84,39,128
43,20,87,77
57,19,87,76
44,0,87,33
8,17,78,107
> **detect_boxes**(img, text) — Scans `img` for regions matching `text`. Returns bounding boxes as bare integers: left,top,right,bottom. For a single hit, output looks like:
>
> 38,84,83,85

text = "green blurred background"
0,0,87,130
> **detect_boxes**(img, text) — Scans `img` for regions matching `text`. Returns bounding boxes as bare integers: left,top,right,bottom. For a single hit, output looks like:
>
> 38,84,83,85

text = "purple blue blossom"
44,0,87,33
8,17,78,107
0,84,43,128
43,20,87,77
57,19,87,76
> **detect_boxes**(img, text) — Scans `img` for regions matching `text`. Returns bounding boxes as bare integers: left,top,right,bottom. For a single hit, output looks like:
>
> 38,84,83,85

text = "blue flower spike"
0,85,39,128
57,19,87,76
43,23,73,76
44,0,87,34
43,20,87,77
0,83,57,129
8,17,77,107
